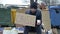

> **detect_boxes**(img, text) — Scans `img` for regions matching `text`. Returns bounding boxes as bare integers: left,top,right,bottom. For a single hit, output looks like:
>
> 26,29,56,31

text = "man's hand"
37,20,41,25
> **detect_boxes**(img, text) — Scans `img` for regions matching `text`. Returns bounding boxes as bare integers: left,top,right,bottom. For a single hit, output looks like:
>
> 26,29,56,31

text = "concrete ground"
18,32,36,34
29,32,36,34
57,29,60,34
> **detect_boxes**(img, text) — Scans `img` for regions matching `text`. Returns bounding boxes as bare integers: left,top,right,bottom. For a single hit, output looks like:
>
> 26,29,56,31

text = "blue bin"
49,6,60,27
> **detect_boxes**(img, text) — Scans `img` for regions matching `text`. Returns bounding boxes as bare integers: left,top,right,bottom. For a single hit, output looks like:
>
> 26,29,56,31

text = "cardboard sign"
15,13,36,27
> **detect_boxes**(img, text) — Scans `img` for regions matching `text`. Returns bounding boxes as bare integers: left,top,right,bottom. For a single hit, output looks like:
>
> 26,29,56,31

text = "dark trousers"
24,25,42,34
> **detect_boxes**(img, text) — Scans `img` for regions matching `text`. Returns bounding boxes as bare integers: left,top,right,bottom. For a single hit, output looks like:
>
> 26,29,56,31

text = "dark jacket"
25,9,42,25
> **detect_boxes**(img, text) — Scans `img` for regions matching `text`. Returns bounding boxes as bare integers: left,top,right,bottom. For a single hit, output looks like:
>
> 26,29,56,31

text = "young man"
24,2,42,34
38,1,46,10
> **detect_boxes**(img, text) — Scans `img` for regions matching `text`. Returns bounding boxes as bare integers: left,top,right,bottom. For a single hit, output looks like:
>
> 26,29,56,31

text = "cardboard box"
15,13,36,27
4,27,12,30
52,28,58,34
3,27,18,34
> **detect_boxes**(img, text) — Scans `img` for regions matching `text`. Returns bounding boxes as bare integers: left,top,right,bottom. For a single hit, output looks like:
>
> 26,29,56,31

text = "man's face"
30,8,36,13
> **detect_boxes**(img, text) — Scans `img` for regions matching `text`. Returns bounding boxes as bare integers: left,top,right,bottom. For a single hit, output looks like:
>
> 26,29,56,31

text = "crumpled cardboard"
3,28,18,34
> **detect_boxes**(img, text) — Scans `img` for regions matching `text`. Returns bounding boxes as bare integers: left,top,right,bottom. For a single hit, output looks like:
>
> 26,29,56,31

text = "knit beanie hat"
30,2,37,9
